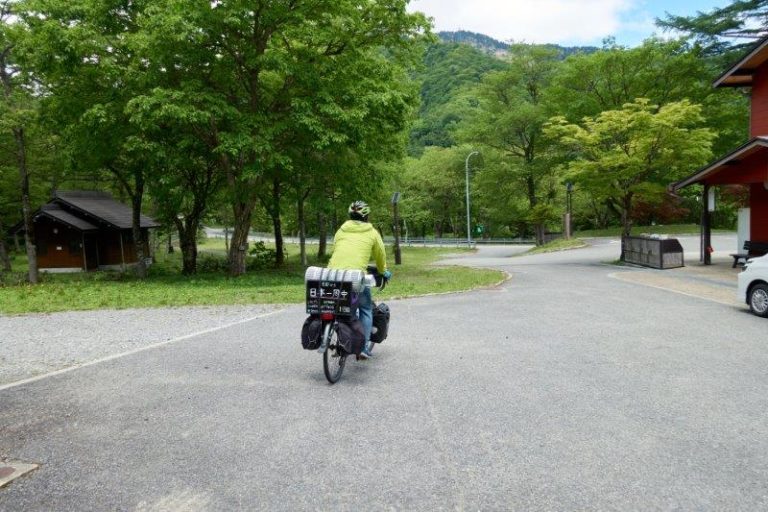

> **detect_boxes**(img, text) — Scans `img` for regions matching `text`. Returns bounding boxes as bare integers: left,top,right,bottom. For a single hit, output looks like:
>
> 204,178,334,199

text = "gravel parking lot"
0,305,285,387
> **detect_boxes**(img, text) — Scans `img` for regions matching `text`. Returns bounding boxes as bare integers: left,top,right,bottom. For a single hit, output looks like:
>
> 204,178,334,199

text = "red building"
673,38,768,264
14,190,159,272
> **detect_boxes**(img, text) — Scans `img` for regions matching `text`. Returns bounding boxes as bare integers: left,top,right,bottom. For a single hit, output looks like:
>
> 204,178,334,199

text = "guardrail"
204,229,537,247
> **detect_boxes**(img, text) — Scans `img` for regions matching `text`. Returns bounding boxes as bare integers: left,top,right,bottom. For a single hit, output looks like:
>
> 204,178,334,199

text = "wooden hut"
672,37,768,264
14,191,159,272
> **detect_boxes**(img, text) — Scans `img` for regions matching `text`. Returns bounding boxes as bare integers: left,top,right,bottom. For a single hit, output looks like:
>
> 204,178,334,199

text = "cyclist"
328,200,391,360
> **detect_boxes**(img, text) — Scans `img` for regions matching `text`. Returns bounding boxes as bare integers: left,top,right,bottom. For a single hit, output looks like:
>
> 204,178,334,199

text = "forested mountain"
409,32,600,155
437,30,598,58
408,42,506,153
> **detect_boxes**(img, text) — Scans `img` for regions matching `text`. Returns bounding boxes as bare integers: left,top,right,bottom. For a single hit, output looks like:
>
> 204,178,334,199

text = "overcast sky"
407,0,731,47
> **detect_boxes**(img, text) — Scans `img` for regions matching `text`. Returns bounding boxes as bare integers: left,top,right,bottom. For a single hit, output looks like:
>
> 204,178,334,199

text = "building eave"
713,36,768,88
671,137,768,191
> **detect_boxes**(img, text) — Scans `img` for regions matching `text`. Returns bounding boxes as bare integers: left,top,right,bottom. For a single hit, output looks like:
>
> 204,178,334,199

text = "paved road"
2,238,768,510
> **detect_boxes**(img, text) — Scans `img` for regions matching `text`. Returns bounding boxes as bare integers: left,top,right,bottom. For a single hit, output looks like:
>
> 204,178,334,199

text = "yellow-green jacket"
328,220,387,273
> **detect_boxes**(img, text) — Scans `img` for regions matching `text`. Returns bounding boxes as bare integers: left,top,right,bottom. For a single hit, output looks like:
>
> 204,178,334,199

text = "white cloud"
408,0,638,45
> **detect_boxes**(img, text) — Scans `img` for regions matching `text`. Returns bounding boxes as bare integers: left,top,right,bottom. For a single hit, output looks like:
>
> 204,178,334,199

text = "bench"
731,240,768,267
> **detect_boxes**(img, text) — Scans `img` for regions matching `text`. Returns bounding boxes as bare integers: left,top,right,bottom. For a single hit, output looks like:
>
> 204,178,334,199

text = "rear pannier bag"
370,303,390,344
301,316,323,350
336,319,366,355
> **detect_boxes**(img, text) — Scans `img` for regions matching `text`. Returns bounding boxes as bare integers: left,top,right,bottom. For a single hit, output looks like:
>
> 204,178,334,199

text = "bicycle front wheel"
322,323,346,384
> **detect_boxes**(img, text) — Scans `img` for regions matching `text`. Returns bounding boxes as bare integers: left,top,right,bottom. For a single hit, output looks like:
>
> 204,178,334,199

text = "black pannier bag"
301,315,323,350
370,303,390,344
336,319,366,355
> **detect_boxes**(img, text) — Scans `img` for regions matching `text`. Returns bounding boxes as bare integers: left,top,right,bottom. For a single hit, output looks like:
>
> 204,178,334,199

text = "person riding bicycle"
327,200,391,360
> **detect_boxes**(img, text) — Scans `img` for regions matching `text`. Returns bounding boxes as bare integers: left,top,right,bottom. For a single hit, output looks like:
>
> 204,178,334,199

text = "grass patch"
0,243,502,314
575,224,732,237
526,238,587,254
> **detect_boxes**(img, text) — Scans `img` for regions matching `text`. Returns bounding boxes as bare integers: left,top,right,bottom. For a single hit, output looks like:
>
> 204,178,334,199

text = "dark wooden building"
16,191,159,272
672,37,768,264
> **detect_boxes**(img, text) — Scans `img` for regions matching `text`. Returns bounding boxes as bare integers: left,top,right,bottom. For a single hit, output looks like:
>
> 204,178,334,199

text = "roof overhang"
38,211,99,232
672,137,768,191
714,36,768,88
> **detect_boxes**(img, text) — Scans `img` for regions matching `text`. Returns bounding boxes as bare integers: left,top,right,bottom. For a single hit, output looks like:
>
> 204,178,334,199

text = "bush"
0,272,29,287
198,255,229,273
247,241,276,271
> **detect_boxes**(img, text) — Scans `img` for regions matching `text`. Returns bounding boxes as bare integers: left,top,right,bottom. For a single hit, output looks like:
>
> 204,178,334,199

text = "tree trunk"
298,196,307,267
228,201,254,276
224,226,229,255
271,177,285,267
130,174,147,279
175,217,199,275
15,127,38,284
620,193,634,261
317,211,327,259
0,217,11,272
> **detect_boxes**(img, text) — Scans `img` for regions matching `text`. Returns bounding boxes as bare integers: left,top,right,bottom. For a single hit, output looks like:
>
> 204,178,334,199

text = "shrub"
248,241,276,271
198,255,229,273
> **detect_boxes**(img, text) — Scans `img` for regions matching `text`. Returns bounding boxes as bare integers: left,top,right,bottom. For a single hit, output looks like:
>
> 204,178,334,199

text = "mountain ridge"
437,30,599,58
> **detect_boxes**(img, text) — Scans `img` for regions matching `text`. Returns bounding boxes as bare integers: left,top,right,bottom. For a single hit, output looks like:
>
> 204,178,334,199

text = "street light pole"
565,182,573,239
465,151,479,247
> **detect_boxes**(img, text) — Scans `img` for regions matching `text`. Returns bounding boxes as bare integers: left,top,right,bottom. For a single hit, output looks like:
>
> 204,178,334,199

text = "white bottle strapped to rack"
304,266,366,292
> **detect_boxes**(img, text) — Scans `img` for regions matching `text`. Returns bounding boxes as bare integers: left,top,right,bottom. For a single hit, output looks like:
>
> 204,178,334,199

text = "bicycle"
303,266,389,384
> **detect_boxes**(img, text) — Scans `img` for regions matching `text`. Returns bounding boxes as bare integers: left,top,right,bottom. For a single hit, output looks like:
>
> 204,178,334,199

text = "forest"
0,0,764,281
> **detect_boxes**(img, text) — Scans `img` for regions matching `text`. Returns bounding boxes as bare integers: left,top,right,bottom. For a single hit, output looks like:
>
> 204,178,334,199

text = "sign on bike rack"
304,267,364,316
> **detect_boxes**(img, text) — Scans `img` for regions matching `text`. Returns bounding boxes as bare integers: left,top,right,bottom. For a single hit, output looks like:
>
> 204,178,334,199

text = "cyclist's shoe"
357,348,373,360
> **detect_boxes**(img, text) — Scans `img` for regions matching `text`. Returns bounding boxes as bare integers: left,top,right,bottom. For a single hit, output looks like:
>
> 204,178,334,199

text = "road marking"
0,309,285,392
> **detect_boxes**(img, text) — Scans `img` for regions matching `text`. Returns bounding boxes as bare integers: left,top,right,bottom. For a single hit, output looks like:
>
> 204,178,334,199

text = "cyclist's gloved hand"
383,270,393,280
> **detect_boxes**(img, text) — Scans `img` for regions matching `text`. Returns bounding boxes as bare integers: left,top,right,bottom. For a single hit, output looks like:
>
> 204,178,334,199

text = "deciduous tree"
547,99,715,256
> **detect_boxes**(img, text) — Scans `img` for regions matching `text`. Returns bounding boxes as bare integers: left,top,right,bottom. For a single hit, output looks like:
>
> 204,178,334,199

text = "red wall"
752,66,768,137
751,183,768,242
707,150,768,185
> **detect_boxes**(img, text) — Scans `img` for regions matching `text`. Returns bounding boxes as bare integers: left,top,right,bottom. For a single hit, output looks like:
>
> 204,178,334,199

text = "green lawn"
0,243,503,314
526,238,587,254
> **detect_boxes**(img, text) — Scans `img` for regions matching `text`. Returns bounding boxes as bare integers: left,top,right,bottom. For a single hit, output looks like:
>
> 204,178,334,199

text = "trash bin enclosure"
622,236,685,269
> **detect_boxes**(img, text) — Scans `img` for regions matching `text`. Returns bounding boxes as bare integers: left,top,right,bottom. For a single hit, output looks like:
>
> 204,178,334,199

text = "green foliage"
546,98,715,237
549,38,748,156
248,241,277,272
657,1,768,54
409,42,506,154
196,255,229,274
458,44,562,242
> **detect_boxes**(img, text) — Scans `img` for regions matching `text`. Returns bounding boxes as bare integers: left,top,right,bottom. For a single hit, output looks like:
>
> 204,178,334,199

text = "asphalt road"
2,237,768,511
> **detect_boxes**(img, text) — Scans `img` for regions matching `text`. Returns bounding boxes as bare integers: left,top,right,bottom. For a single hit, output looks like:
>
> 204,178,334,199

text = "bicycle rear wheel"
322,324,346,383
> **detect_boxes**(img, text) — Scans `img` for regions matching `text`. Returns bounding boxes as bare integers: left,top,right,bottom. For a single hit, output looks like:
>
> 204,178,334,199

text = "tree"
459,45,561,244
657,0,768,54
548,38,748,157
400,146,474,238
126,90,227,275
1,0,38,281
19,0,157,278
546,99,715,255
133,0,429,276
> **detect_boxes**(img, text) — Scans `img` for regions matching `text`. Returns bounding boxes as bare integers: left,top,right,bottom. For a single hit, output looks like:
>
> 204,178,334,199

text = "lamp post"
465,151,479,246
